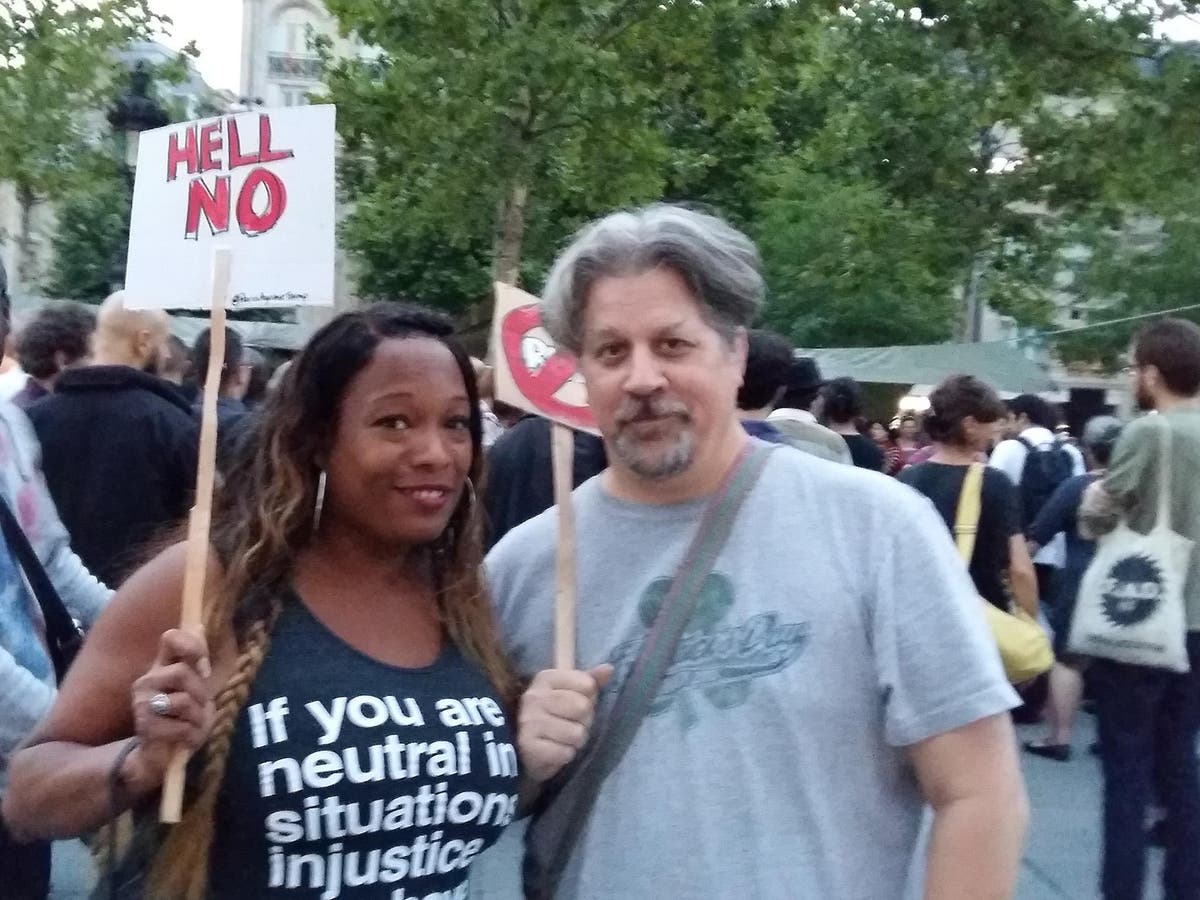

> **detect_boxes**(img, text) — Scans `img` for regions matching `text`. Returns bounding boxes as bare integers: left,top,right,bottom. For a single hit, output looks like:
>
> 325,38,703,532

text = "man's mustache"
616,398,690,425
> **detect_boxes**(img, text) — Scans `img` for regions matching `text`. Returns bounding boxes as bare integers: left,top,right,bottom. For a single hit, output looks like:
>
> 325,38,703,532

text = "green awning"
798,341,1056,393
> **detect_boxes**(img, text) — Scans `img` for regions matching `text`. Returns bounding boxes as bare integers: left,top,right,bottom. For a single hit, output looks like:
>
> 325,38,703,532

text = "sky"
151,0,243,93
152,0,1200,96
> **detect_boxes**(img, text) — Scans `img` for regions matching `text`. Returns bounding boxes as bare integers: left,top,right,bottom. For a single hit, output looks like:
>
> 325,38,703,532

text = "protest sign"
491,282,596,433
124,105,336,310
490,283,596,668
127,106,336,822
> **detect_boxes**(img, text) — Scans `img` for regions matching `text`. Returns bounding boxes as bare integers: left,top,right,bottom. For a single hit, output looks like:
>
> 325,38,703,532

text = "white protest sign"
124,104,336,310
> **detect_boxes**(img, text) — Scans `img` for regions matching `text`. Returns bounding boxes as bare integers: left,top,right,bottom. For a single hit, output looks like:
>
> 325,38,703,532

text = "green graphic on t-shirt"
608,572,809,730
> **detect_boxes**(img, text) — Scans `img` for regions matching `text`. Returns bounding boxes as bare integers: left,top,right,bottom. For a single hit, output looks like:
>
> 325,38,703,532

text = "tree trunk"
959,251,987,342
492,181,529,287
15,182,37,291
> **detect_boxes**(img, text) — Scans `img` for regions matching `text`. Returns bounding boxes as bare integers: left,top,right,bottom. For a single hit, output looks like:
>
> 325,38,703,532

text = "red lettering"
256,114,294,164
184,176,231,240
226,117,258,170
236,168,287,237
166,127,198,182
198,122,223,172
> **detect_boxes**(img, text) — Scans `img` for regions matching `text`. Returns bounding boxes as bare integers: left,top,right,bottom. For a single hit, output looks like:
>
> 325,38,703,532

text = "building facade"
240,0,356,109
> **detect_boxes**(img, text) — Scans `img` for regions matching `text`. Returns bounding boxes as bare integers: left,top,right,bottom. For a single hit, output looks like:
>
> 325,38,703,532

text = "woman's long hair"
145,303,517,899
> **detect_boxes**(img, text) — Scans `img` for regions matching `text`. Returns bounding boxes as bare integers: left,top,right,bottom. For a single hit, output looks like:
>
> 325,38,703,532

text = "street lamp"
106,62,168,290
107,62,169,174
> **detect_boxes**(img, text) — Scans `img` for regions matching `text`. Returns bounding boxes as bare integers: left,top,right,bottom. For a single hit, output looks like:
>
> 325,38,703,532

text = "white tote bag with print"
1069,420,1193,672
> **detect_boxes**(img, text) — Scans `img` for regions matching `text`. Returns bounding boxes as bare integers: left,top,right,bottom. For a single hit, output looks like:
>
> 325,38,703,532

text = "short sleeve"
868,486,1018,747
1105,418,1156,509
988,439,1024,486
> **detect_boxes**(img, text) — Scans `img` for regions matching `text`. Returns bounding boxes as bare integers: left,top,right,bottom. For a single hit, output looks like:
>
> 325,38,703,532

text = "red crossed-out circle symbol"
500,303,595,431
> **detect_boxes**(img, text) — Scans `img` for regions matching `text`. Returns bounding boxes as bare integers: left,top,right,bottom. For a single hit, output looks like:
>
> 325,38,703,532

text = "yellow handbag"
955,463,1055,684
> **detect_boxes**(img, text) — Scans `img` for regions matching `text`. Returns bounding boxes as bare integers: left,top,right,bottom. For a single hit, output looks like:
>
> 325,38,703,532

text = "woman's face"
900,419,918,440
869,423,888,443
322,337,475,549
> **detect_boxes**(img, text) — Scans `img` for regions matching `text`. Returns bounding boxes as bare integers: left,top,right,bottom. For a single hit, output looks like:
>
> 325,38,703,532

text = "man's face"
577,267,746,482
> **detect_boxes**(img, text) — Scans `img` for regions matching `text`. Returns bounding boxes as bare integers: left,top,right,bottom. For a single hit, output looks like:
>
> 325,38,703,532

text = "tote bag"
1068,419,1193,672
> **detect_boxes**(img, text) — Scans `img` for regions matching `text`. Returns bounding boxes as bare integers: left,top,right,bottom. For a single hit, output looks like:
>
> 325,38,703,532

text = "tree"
752,0,1186,348
320,0,835,309
43,153,131,301
1044,35,1200,368
0,0,166,288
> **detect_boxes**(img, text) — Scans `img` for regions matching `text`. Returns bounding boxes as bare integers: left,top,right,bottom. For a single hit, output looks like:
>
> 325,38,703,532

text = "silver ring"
149,692,173,717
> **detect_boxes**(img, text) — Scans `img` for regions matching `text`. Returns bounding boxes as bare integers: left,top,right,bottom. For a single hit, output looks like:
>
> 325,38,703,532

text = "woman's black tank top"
207,593,519,899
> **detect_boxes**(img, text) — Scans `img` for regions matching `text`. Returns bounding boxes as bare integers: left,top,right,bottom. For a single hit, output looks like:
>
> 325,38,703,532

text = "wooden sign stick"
551,422,577,670
160,246,231,823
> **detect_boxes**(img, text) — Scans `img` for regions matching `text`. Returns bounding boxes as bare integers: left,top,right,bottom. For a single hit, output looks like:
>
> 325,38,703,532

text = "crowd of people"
0,204,1196,900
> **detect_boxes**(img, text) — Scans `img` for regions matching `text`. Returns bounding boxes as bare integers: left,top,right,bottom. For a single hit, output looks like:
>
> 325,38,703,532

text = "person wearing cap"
766,356,852,465
1023,414,1124,762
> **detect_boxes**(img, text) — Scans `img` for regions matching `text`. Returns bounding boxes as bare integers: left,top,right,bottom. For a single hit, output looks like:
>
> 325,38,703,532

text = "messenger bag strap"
954,463,985,565
525,440,777,899
0,493,75,680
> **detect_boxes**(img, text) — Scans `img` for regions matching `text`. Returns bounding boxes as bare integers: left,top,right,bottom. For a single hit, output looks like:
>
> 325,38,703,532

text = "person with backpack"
989,394,1085,600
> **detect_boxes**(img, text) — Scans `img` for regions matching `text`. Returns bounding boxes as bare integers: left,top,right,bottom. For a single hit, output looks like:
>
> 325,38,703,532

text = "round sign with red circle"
498,301,596,432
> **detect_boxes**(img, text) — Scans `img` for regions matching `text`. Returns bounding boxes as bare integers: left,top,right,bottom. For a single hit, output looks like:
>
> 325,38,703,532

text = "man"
765,355,853,464
736,329,791,445
1081,318,1200,900
11,302,96,410
27,292,198,586
822,376,888,471
488,205,1026,899
0,286,110,900
484,415,606,550
191,325,253,466
990,393,1084,597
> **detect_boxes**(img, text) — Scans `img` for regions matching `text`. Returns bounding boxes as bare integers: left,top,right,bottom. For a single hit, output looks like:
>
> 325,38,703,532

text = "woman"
869,421,903,475
822,378,886,472
896,414,927,469
3,304,520,899
899,375,1038,617
1023,415,1123,762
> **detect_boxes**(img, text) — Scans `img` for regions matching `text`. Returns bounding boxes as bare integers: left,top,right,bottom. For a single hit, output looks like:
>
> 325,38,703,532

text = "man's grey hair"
540,204,764,355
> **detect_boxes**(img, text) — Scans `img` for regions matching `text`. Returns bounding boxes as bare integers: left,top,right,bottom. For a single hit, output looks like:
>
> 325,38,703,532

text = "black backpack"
1016,437,1074,527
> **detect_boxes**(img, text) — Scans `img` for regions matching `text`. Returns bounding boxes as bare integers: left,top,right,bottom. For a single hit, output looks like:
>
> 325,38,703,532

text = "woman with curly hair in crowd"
4,304,522,899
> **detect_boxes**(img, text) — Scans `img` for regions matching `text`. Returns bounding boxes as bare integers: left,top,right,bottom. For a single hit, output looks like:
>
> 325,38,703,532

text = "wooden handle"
160,248,230,823
552,423,577,670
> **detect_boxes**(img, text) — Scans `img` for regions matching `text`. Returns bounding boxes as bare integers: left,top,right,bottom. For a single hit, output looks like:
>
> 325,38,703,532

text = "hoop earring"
313,470,327,534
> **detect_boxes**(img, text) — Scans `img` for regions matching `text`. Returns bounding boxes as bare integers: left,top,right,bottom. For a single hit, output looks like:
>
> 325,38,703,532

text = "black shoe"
1024,741,1072,762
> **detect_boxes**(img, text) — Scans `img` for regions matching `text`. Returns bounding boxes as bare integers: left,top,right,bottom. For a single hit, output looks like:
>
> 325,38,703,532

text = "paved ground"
50,714,1168,899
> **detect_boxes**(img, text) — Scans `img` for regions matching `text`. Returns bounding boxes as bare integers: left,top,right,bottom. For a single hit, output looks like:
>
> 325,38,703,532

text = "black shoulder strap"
0,494,75,671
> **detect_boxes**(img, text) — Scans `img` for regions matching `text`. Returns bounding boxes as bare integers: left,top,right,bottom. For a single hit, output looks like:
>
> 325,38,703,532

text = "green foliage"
0,0,165,202
44,153,130,301
321,0,1196,352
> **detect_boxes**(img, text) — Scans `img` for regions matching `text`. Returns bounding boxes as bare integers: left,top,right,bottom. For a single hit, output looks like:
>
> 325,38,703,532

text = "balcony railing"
268,52,323,83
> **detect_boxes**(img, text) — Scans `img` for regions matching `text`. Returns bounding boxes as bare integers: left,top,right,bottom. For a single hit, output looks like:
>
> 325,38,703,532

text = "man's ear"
133,329,154,366
731,328,749,387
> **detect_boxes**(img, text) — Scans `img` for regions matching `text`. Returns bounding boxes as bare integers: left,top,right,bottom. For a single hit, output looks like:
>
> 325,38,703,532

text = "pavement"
48,714,1167,899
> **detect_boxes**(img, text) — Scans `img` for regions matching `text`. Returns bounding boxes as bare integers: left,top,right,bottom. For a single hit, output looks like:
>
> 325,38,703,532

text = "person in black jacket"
190,326,253,470
484,414,606,549
26,292,198,586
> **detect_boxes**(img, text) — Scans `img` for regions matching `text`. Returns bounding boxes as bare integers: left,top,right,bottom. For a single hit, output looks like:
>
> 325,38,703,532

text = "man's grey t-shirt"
486,445,1017,900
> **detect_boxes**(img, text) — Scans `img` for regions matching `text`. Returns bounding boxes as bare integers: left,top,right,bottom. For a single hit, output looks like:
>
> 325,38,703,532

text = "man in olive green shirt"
1080,317,1200,900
